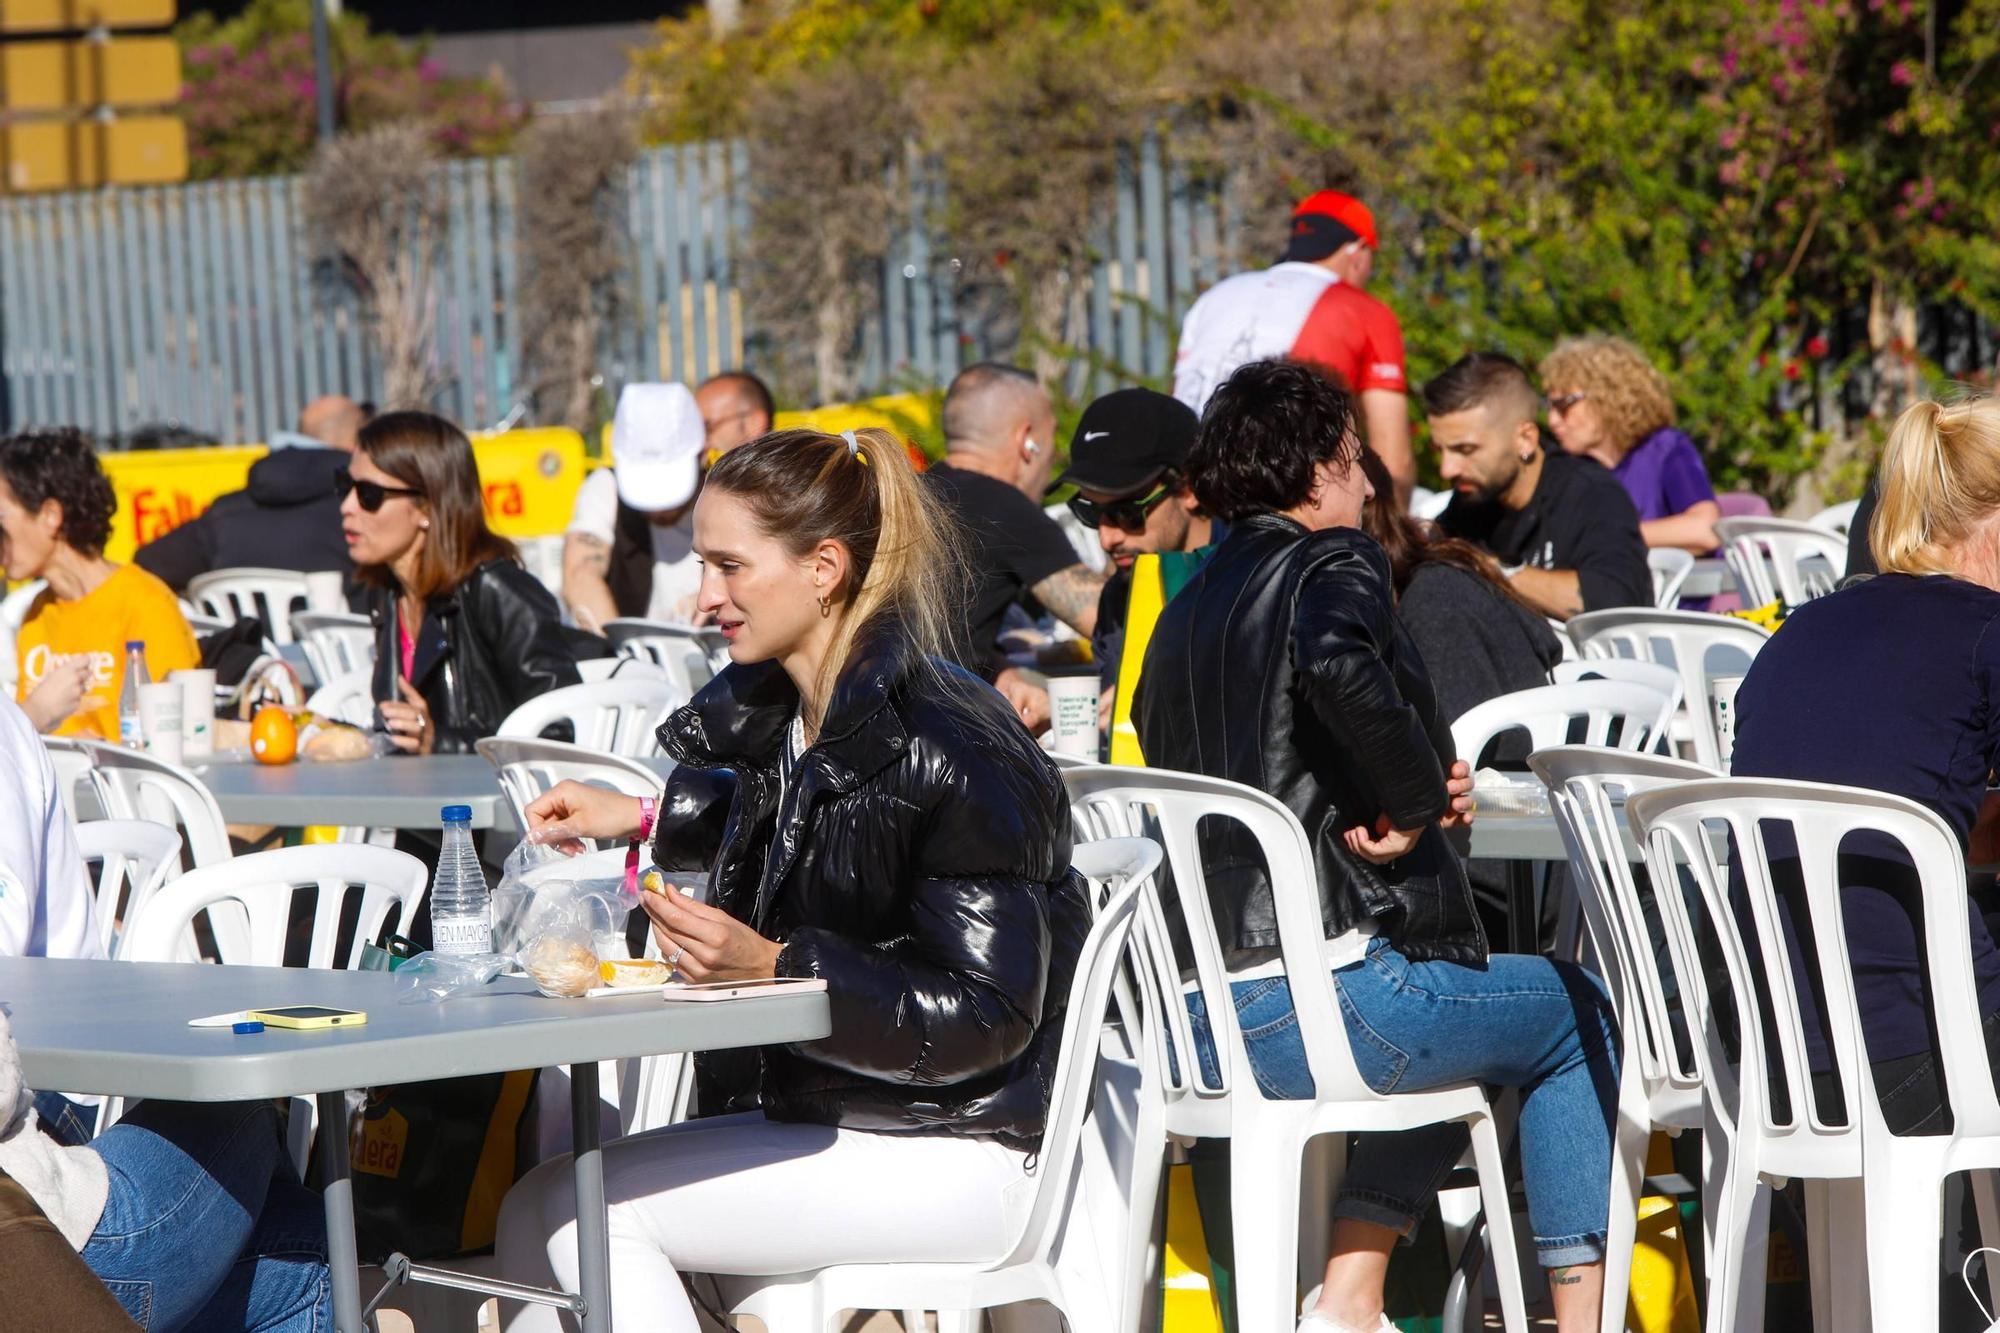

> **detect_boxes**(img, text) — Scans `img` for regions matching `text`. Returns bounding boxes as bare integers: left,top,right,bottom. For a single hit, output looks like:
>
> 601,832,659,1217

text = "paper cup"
304,570,347,615
1045,670,1101,759
171,668,217,759
1711,675,1744,771
137,682,184,765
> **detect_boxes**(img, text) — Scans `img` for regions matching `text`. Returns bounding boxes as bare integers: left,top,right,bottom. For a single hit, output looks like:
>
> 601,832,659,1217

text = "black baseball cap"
1052,388,1199,497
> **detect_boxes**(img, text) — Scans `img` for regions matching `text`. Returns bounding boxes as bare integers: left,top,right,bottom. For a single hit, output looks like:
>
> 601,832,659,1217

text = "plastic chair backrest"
577,656,670,685
1059,765,1377,1108
1716,516,1847,608
606,619,729,695
1647,547,1695,608
186,568,312,645
74,819,183,958
1567,609,1770,770
995,874,1141,1272
1550,658,1686,727
496,678,686,758
1808,499,1860,537
1626,778,2000,1163
42,737,108,823
118,842,429,970
70,739,232,869
474,737,666,851
1528,747,1716,1109
1450,678,1673,770
305,667,377,728
291,611,375,684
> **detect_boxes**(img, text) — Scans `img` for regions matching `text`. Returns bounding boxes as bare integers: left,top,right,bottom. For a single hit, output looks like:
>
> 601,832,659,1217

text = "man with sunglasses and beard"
1055,388,1222,716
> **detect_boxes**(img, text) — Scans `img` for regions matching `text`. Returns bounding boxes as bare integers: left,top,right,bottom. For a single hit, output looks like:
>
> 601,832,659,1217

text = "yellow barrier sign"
98,427,591,565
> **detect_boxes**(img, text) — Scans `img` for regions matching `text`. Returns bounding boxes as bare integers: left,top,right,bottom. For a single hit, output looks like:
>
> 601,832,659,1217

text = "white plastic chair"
1450,678,1674,770
1807,498,1861,537
65,738,233,870
474,737,666,853
42,736,106,823
1550,658,1686,723
304,667,377,728
291,610,375,685
1527,747,1720,1333
605,618,728,698
1060,765,1528,1333
1647,547,1695,608
1716,516,1848,608
186,567,313,644
74,819,183,960
1567,609,1771,771
576,655,669,685
720,868,1150,1333
1627,778,2000,1333
496,678,685,758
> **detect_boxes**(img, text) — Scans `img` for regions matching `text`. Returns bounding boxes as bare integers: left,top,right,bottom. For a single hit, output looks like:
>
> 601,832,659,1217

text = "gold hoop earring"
818,595,831,618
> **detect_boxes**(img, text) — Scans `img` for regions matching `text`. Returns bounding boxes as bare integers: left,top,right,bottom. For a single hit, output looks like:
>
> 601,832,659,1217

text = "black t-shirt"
924,462,1081,675
1436,451,1652,613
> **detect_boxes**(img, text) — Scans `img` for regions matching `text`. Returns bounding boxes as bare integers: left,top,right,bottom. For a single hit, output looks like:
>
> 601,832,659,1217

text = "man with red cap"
1172,189,1415,505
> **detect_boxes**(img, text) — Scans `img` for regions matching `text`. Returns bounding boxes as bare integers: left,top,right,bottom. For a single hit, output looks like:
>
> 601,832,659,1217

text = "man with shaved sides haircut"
924,362,1106,729
694,370,774,457
1428,352,1650,620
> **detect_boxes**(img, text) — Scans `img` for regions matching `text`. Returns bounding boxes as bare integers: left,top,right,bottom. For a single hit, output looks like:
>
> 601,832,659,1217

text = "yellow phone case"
248,1007,368,1031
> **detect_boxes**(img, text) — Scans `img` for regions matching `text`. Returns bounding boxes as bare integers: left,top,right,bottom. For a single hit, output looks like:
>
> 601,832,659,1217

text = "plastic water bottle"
429,804,492,955
116,641,149,749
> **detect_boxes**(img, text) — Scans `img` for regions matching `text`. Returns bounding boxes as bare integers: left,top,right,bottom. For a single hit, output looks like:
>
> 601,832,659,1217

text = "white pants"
496,1111,1035,1332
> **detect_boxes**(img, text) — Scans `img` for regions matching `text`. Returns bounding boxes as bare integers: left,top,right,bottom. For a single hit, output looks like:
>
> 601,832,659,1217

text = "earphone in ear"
1024,437,1041,458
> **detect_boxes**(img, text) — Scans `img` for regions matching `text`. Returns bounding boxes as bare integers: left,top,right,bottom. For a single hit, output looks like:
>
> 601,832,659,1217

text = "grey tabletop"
2,956,828,1102
193,754,675,832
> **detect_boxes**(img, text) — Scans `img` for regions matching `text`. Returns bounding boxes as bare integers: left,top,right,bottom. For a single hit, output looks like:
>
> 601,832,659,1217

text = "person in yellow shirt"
0,430,199,738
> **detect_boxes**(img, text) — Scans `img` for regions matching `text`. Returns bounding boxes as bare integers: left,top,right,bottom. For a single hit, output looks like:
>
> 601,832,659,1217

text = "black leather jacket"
651,621,1091,1149
1134,515,1487,965
362,558,582,754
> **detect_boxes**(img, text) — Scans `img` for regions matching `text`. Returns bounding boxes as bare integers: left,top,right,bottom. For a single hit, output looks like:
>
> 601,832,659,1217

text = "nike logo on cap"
1084,430,1110,441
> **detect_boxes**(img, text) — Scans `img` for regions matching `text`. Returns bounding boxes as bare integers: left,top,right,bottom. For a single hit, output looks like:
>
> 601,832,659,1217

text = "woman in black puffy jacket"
495,426,1089,1333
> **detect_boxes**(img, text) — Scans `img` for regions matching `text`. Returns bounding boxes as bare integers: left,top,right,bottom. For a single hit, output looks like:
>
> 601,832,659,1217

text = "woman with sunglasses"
0,428,200,737
340,411,580,754
1541,336,1720,554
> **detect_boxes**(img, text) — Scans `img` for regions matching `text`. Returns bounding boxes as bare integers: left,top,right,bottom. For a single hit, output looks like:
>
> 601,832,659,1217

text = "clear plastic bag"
493,842,640,998
394,951,512,1004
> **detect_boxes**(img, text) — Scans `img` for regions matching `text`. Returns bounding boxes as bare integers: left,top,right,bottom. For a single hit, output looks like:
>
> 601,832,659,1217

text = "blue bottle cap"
232,1020,265,1034
125,640,144,651
441,804,473,823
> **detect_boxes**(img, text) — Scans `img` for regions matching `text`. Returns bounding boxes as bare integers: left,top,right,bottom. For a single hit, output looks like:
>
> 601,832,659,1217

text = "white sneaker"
1296,1313,1394,1333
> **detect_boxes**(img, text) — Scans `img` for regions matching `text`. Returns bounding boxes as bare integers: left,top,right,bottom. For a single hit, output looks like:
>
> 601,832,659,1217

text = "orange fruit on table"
250,706,297,765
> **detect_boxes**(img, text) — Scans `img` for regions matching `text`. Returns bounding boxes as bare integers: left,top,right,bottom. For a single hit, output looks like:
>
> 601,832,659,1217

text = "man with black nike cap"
1173,189,1415,505
1057,387,1221,705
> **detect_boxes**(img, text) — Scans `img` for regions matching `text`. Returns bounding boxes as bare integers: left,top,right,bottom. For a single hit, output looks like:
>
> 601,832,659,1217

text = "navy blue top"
1731,573,2000,1067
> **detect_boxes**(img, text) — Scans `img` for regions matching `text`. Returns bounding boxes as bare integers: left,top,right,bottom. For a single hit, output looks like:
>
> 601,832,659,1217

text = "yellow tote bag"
1110,553,1166,768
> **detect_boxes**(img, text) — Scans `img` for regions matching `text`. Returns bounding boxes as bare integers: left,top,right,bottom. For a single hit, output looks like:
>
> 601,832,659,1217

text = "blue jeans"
34,1089,97,1147
80,1099,330,1332
1187,936,1619,1268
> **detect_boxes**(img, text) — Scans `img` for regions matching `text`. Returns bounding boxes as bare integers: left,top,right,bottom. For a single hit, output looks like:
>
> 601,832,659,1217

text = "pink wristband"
624,796,659,897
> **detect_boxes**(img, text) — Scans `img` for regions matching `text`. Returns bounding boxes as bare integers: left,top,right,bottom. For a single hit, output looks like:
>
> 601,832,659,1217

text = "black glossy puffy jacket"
1134,515,1487,965
361,558,583,754
651,621,1091,1149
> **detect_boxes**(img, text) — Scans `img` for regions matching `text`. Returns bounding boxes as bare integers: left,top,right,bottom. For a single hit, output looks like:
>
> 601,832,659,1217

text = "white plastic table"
193,754,675,833
1,956,829,1333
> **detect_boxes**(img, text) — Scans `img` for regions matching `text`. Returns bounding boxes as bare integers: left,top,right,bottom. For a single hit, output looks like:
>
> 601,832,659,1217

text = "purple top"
1613,426,1715,521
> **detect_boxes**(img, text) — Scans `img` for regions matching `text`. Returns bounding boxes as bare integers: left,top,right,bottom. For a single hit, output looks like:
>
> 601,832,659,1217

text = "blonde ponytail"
702,426,968,723
1871,394,2000,576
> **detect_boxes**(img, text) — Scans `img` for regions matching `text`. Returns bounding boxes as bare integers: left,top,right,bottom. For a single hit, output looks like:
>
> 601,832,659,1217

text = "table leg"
570,1062,613,1332
317,1089,366,1333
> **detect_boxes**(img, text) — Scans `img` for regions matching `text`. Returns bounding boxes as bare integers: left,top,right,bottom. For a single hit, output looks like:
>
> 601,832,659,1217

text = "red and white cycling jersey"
1172,261,1408,413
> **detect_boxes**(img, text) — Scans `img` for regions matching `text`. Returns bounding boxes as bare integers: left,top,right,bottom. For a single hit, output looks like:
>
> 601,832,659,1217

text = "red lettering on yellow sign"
131,488,208,545
483,480,525,518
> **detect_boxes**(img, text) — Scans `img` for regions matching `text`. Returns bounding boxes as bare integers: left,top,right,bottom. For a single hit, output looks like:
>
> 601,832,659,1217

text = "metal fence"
0,135,1230,442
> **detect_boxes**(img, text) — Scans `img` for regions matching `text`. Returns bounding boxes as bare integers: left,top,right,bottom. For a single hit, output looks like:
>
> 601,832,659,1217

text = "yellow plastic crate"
73,36,180,108
2,119,90,191
98,113,185,185
0,41,75,111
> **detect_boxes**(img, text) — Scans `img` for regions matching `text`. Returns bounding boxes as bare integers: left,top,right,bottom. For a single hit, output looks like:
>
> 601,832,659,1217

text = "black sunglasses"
1067,478,1175,533
335,467,423,513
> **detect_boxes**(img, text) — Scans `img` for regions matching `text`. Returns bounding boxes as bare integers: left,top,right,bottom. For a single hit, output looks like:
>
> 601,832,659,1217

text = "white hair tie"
841,429,868,465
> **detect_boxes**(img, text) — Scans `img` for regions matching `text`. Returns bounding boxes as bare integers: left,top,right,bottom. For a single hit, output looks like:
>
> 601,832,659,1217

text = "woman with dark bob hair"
493,427,1088,1332
1135,359,1619,1333
0,428,198,737
339,410,579,753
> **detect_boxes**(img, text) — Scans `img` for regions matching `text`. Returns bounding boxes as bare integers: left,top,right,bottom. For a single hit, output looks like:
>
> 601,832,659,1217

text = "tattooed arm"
1029,562,1108,638
561,532,620,635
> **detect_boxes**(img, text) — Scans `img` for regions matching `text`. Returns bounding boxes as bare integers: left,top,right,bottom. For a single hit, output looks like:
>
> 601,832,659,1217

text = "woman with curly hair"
1541,335,1721,553
0,429,198,736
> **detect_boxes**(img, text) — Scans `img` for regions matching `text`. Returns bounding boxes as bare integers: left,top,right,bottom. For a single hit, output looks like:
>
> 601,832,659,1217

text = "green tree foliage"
635,0,2000,502
178,0,527,180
